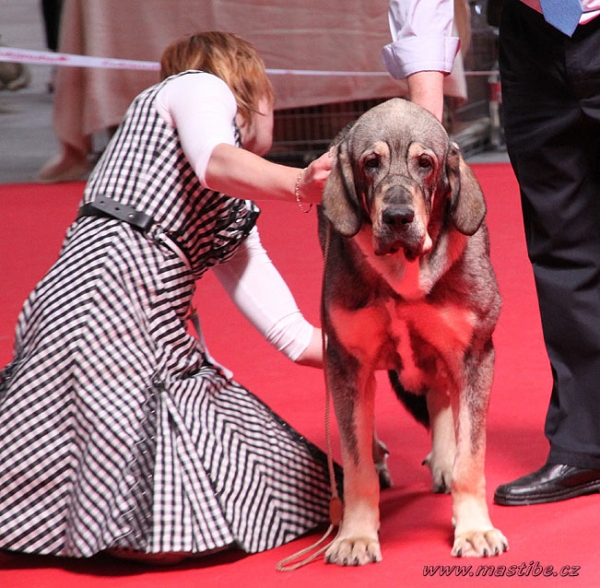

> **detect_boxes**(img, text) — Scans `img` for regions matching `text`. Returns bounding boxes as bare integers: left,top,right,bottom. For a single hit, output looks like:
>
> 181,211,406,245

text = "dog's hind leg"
423,392,456,494
389,369,455,492
373,429,393,489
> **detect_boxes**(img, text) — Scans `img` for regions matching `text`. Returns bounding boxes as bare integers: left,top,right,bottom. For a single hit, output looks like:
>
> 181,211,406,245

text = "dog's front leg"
450,346,508,558
325,357,382,565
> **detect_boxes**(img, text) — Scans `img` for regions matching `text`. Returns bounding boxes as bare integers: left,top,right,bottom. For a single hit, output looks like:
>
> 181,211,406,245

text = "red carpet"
0,164,598,587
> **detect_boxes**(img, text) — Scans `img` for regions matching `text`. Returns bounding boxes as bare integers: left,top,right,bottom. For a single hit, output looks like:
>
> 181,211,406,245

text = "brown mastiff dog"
318,98,507,565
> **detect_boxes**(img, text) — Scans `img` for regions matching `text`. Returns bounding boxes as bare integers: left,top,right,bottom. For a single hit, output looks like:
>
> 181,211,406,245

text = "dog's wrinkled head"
322,98,486,259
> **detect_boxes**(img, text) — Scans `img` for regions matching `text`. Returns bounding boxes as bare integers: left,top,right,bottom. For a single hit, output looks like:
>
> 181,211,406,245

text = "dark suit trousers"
499,0,600,469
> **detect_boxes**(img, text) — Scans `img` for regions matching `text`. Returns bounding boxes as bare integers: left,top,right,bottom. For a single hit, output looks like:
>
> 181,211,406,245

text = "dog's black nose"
382,206,414,227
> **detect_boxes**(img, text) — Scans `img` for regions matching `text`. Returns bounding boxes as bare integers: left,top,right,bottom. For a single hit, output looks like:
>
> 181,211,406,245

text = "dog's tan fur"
318,98,507,565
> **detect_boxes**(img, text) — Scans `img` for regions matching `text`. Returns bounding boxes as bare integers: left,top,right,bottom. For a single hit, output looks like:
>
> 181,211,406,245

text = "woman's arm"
157,72,331,206
211,227,323,368
205,144,331,205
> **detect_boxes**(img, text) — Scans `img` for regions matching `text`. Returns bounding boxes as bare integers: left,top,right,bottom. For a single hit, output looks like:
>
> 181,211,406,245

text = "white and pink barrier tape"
0,46,390,77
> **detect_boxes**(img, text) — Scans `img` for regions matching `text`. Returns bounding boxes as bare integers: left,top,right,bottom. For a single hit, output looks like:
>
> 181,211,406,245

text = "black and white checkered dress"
0,74,334,557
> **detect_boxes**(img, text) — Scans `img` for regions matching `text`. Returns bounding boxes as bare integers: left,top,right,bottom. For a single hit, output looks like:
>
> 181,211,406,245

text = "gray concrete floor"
1,0,60,184
0,0,507,186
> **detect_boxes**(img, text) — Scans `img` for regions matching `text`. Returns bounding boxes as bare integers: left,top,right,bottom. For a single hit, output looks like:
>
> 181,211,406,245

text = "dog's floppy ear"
321,139,362,237
446,142,487,236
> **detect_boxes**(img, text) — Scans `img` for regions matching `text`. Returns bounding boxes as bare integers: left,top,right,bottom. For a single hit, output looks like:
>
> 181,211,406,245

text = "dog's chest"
330,294,477,389
388,298,477,392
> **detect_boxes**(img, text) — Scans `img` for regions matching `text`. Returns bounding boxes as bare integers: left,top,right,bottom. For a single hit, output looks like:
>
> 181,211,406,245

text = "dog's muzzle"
370,181,429,259
374,203,426,259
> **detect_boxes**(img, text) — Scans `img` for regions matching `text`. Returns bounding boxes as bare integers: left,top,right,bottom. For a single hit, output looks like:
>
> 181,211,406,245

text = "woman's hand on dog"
298,151,333,204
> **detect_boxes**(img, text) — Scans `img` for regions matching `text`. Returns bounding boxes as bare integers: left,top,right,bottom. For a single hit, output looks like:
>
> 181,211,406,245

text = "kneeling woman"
0,31,336,563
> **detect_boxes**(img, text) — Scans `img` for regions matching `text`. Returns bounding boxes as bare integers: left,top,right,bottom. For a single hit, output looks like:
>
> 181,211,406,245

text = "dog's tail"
388,370,430,429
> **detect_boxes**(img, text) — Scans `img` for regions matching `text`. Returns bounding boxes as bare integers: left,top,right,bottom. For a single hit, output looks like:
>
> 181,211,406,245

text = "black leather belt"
77,196,154,232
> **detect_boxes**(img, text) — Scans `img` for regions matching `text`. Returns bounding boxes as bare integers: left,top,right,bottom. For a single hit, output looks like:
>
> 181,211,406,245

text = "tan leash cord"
276,222,343,572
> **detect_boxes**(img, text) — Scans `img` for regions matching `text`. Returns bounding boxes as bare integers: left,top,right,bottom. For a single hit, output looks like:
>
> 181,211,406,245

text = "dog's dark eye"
364,155,380,170
418,155,433,170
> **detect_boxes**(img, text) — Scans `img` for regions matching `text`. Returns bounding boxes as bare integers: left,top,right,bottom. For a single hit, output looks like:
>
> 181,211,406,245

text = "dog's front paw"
451,528,508,558
325,536,382,566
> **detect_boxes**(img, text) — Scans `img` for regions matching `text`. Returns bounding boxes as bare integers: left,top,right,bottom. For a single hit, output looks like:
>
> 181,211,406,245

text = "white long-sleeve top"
154,72,314,362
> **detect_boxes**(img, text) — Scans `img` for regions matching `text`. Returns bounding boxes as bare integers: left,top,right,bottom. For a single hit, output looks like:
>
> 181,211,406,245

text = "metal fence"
268,0,504,165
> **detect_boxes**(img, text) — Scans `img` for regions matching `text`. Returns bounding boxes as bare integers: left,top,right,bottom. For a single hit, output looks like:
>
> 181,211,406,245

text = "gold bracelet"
294,168,313,213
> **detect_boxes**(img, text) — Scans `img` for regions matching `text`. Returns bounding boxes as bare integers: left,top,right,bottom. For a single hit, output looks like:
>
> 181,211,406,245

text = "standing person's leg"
495,0,600,505
41,0,63,52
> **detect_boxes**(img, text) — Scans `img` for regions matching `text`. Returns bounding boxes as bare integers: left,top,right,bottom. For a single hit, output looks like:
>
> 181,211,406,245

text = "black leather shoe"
494,464,600,506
